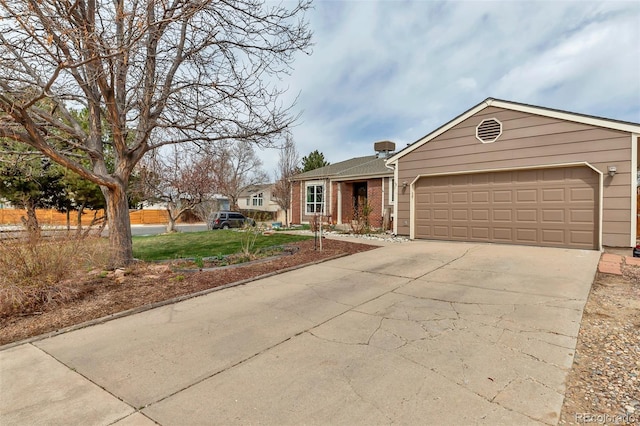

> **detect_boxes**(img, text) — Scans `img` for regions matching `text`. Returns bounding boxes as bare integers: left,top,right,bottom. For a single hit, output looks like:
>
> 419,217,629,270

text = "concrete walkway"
1,241,600,425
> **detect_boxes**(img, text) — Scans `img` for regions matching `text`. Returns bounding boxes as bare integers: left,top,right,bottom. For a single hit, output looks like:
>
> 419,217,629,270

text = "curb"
0,252,354,351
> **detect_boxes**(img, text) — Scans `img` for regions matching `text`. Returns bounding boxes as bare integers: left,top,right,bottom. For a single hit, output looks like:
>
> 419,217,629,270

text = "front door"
353,182,367,218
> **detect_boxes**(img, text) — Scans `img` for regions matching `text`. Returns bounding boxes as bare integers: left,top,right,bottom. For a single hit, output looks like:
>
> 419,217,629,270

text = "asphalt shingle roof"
291,155,392,181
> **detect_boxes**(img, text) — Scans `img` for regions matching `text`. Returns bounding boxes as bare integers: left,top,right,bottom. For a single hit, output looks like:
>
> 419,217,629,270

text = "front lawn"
132,230,312,261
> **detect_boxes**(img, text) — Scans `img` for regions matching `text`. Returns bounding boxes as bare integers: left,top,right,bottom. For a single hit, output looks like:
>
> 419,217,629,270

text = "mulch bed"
559,265,640,423
0,238,377,346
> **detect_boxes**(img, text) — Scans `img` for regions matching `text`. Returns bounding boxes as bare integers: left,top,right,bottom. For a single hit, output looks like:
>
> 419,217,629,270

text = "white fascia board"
331,173,393,182
631,134,638,246
387,98,640,164
386,101,490,163
489,99,640,134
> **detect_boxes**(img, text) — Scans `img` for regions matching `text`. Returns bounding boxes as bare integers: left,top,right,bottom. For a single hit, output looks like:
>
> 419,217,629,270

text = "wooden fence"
0,208,195,226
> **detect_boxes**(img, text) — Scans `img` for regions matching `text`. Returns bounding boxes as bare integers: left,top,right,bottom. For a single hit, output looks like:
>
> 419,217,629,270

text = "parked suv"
209,211,256,229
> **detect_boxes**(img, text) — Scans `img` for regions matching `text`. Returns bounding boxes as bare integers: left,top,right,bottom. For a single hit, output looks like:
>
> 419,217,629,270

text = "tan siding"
396,107,633,245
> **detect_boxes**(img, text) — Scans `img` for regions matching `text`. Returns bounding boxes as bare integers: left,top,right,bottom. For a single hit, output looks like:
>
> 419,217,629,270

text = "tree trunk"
166,212,177,233
21,201,40,240
104,184,133,267
76,203,86,236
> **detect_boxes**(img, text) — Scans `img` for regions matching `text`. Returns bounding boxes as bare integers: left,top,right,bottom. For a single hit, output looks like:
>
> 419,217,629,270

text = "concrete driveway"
0,240,600,425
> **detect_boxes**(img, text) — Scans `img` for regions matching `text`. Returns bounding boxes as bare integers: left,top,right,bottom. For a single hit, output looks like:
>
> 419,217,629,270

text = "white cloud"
259,0,640,173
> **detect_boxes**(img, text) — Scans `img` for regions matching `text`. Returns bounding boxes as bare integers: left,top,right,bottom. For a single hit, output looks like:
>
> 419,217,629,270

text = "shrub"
0,234,110,316
350,203,373,234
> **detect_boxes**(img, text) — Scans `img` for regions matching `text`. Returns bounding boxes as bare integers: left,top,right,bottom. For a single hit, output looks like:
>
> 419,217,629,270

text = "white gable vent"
475,118,502,143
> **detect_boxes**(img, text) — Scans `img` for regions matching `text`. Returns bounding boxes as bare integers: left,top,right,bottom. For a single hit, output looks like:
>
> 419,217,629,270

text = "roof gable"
387,98,640,163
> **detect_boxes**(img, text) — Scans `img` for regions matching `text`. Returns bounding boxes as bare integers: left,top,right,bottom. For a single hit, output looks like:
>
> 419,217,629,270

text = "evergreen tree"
301,150,330,172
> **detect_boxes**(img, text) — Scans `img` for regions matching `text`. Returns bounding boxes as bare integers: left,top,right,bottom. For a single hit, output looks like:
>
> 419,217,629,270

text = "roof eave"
387,97,640,163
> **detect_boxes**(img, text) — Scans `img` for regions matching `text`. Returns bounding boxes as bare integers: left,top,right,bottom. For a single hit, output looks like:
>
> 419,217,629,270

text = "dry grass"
0,235,110,316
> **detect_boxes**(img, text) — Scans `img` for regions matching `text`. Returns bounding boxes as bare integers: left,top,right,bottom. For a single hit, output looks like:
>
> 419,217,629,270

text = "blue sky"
261,0,640,173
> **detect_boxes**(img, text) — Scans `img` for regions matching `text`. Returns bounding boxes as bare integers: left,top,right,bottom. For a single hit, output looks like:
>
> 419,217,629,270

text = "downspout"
337,182,342,225
385,160,397,235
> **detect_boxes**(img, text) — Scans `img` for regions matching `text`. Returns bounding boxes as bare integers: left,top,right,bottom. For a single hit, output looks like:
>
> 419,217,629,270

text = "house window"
306,184,324,214
251,192,263,207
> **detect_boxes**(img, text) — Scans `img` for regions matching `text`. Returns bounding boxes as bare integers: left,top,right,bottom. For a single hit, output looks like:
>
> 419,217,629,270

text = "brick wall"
367,178,383,228
291,181,301,224
340,183,353,224
331,182,338,224
291,178,390,228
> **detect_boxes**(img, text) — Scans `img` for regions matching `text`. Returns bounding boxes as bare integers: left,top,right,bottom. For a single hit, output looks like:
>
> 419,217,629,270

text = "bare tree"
136,146,217,233
272,135,299,227
0,0,312,266
209,140,269,209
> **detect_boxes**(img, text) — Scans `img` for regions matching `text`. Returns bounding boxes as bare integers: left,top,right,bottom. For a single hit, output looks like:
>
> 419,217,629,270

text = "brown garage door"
414,167,598,249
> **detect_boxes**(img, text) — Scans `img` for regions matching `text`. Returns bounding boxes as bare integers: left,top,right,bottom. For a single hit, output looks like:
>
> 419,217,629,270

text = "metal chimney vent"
475,118,502,143
374,140,396,158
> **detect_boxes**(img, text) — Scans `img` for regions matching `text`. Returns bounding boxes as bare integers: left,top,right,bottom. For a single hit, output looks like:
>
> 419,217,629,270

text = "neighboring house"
239,183,286,222
386,98,640,250
290,142,396,229
142,194,230,212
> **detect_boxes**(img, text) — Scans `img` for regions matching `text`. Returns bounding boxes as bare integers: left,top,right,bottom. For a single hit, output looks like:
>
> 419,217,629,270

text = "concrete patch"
0,344,134,425
142,333,535,425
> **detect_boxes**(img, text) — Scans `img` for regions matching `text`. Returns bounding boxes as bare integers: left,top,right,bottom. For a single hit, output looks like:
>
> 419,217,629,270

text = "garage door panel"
414,167,598,249
516,170,538,183
451,192,468,203
493,172,513,184
433,192,449,204
471,174,489,185
452,209,468,221
451,227,468,238
433,226,450,237
516,228,538,242
570,209,595,224
433,209,449,220
571,230,596,245
542,209,565,223
493,209,512,221
493,190,512,203
471,227,489,239
542,229,565,244
415,225,432,237
516,189,537,202
516,210,537,222
542,168,566,181
570,187,595,202
471,209,489,221
542,188,565,202
493,228,513,240
471,191,489,203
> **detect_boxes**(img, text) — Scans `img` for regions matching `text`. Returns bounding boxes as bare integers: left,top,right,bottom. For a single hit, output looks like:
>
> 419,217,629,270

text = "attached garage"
387,98,640,250
413,166,599,249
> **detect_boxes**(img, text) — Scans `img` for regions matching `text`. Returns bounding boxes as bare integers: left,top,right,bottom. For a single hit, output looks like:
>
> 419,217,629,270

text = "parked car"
209,211,256,229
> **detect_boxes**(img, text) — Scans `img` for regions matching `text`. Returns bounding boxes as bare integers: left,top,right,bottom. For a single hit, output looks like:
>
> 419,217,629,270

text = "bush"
0,235,110,316
350,203,373,234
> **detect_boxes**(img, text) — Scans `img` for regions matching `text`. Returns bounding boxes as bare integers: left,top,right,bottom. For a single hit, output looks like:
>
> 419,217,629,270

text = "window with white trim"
251,192,264,207
305,183,324,214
